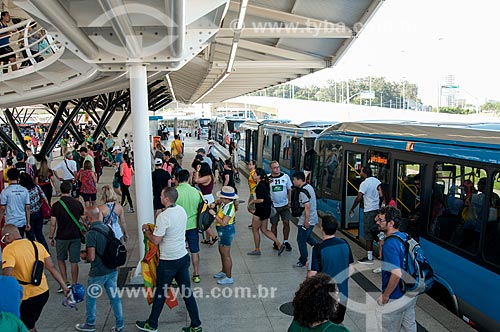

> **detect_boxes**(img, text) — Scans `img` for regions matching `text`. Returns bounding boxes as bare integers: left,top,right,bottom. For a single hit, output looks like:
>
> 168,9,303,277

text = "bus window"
432,163,487,254
483,172,500,267
368,150,390,183
272,134,281,162
396,162,423,237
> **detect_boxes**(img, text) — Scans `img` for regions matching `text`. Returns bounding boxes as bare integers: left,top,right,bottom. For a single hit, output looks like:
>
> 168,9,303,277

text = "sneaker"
182,326,203,332
58,281,70,293
192,275,201,283
373,267,382,273
293,262,306,268
128,208,135,213
278,244,286,256
75,323,96,332
213,271,226,279
358,257,374,264
135,320,157,332
248,224,253,228
111,327,123,332
284,242,292,251
272,243,279,250
217,277,234,285
247,250,261,255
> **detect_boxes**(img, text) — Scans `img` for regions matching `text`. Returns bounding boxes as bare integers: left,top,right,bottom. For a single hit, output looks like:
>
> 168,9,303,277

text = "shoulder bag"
18,240,45,286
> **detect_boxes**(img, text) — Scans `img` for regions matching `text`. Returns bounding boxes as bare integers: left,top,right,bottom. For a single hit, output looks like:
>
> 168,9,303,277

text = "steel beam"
3,109,29,152
0,127,23,154
38,101,68,157
92,92,121,140
44,100,86,156
112,108,131,136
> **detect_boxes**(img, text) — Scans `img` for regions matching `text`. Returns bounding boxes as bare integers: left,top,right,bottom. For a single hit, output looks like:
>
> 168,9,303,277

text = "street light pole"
402,79,406,109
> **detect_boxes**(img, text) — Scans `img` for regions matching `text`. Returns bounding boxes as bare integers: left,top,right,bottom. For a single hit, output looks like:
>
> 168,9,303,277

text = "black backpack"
291,186,311,217
90,225,127,269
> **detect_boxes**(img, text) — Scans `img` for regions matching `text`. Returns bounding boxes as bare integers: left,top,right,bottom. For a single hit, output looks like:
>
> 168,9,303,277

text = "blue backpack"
386,233,435,296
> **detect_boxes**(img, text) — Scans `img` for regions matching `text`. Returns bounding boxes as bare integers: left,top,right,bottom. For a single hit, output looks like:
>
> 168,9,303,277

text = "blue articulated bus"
311,121,500,331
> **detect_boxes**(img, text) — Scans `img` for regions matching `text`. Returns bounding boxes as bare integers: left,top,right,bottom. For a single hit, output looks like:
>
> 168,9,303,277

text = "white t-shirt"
154,205,188,260
359,176,381,212
269,173,292,208
53,159,77,181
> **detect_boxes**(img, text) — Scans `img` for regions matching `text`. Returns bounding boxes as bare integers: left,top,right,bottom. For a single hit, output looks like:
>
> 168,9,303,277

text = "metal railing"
0,19,60,74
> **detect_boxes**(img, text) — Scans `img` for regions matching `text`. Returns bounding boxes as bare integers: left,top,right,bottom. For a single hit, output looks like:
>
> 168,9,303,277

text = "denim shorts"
185,228,200,254
217,224,235,247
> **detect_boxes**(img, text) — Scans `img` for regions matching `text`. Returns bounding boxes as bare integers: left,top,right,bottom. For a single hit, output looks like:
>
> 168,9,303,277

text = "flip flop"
209,236,219,246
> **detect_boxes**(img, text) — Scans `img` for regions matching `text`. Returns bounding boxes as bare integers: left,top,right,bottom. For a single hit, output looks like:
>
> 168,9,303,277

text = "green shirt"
175,183,202,231
288,320,349,332
0,312,28,332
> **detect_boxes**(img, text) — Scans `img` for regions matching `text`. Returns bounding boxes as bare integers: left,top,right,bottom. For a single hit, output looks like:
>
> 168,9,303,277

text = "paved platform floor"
31,136,476,332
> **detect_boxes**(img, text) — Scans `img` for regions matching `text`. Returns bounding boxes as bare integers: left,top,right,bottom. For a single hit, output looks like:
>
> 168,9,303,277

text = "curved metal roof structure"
0,0,384,107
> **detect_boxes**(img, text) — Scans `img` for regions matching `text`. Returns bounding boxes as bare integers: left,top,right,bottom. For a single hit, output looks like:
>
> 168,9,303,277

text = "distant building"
440,74,458,107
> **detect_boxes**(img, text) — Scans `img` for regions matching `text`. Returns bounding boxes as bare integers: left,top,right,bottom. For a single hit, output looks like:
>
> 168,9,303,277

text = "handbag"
59,199,87,244
41,199,51,219
38,186,51,219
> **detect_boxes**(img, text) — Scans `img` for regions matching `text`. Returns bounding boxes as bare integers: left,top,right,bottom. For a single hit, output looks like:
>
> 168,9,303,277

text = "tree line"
249,77,420,109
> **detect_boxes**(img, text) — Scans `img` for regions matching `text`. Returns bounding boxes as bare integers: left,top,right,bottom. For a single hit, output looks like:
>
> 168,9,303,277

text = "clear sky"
292,0,500,107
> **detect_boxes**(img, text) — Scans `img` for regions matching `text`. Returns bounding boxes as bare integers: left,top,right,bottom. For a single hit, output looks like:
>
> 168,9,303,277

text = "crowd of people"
0,128,421,332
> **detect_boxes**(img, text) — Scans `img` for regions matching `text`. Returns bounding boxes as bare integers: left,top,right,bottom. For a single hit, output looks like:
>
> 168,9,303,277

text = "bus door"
396,161,423,238
345,151,364,230
243,129,251,162
290,137,302,172
272,134,281,163
251,130,259,161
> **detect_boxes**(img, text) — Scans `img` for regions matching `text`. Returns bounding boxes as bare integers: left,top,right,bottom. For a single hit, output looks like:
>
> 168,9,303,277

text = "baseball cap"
196,147,206,154
16,152,25,161
154,158,163,165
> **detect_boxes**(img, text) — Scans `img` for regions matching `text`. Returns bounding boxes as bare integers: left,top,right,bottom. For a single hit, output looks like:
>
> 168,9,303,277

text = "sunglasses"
1,233,9,244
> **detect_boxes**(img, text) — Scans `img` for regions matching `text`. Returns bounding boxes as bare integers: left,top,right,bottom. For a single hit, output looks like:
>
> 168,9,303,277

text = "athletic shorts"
363,210,379,241
270,205,292,224
56,238,81,263
185,229,200,254
217,224,235,247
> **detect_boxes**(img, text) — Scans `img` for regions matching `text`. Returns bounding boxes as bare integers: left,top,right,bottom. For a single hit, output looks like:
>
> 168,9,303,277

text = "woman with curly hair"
289,273,349,332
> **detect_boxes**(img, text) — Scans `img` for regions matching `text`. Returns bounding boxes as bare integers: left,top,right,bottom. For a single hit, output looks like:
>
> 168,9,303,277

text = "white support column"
128,62,154,280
